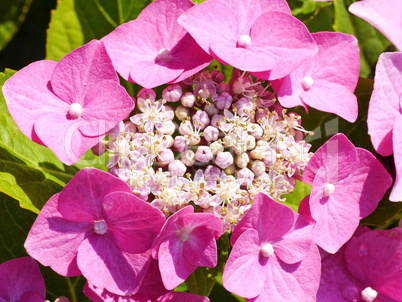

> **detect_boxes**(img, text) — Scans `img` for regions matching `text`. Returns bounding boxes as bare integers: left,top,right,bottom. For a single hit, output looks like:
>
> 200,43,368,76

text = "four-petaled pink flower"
366,52,402,201
317,227,402,302
302,133,392,253
152,206,223,290
349,0,402,51
179,0,317,80
272,32,360,123
102,0,211,89
223,192,321,301
24,168,166,296
0,257,46,302
2,40,134,165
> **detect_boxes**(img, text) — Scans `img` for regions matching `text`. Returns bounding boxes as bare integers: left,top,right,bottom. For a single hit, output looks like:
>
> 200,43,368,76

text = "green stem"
67,278,77,302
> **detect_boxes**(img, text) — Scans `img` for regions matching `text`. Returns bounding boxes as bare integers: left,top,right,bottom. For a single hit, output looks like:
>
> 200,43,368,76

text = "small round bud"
215,152,234,169
234,97,254,117
195,146,214,162
181,150,196,166
223,164,236,175
168,160,187,177
162,121,176,135
174,136,188,152
181,92,196,108
137,88,156,101
204,103,219,117
203,125,220,142
205,165,221,182
251,160,266,176
248,124,263,139
215,92,233,110
238,168,254,186
236,153,250,168
157,149,174,166
91,140,107,156
216,82,230,94
163,84,182,102
193,110,210,130
210,141,224,155
175,106,190,121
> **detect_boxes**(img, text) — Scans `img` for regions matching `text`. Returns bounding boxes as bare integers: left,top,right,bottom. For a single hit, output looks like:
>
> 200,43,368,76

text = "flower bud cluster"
105,69,313,232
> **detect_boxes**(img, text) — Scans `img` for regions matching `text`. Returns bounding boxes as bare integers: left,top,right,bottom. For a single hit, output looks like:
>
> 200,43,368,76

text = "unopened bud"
215,152,234,169
195,146,214,162
181,92,196,107
215,92,233,110
168,160,187,177
175,106,190,121
181,150,196,166
203,125,220,142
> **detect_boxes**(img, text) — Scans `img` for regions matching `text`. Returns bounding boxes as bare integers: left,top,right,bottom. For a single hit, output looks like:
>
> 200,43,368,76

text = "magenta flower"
317,227,402,302
151,206,223,290
2,40,134,165
349,0,402,51
179,0,317,80
102,0,211,89
272,32,360,122
24,168,166,296
223,192,321,301
83,259,169,302
367,52,402,201
0,257,45,302
302,134,392,253
156,292,210,302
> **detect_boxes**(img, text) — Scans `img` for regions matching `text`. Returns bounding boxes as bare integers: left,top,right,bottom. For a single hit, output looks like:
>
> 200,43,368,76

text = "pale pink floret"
317,227,402,302
223,192,320,301
349,0,402,51
302,134,392,253
152,206,223,290
24,168,166,296
367,52,402,201
179,0,317,80
101,0,211,89
272,32,360,123
0,257,46,302
2,40,134,165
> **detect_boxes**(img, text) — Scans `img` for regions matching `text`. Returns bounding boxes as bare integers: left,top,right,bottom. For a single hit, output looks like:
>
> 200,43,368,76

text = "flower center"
361,287,378,302
260,242,274,257
237,35,251,49
322,183,335,197
68,103,83,119
300,76,314,90
94,220,108,235
177,228,191,242
157,48,171,62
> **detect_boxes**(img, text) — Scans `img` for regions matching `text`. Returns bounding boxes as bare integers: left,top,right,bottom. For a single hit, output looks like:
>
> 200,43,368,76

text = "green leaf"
0,69,79,212
74,0,152,42
0,0,32,52
210,275,245,302
333,0,391,77
282,180,311,212
185,233,230,296
46,0,84,61
0,193,89,301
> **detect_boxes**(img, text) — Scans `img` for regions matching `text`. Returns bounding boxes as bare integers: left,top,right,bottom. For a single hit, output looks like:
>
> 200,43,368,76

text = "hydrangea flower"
222,192,321,301
102,0,211,89
2,40,134,165
0,257,45,302
302,134,392,253
24,168,166,296
349,0,402,51
367,52,402,201
179,0,317,80
272,32,360,123
317,227,402,302
152,206,223,290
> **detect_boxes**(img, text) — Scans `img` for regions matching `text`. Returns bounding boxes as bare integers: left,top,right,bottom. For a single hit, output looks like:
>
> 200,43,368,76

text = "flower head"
24,168,166,296
2,40,134,165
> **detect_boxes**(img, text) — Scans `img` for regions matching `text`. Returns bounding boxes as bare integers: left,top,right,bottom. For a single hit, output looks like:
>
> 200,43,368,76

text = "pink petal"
345,228,402,301
34,111,101,165
183,227,217,268
303,133,356,185
367,52,402,156
57,168,132,222
182,212,223,240
248,244,321,302
300,81,358,122
2,60,65,143
156,292,210,302
105,191,165,254
0,257,46,301
391,116,402,201
77,234,151,296
223,229,266,299
231,192,295,245
50,40,118,104
24,193,88,276
349,0,402,51
157,237,196,290
80,80,134,137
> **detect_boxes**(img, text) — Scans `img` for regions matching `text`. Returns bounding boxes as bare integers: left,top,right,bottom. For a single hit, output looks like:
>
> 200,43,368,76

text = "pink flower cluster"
1,0,401,301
